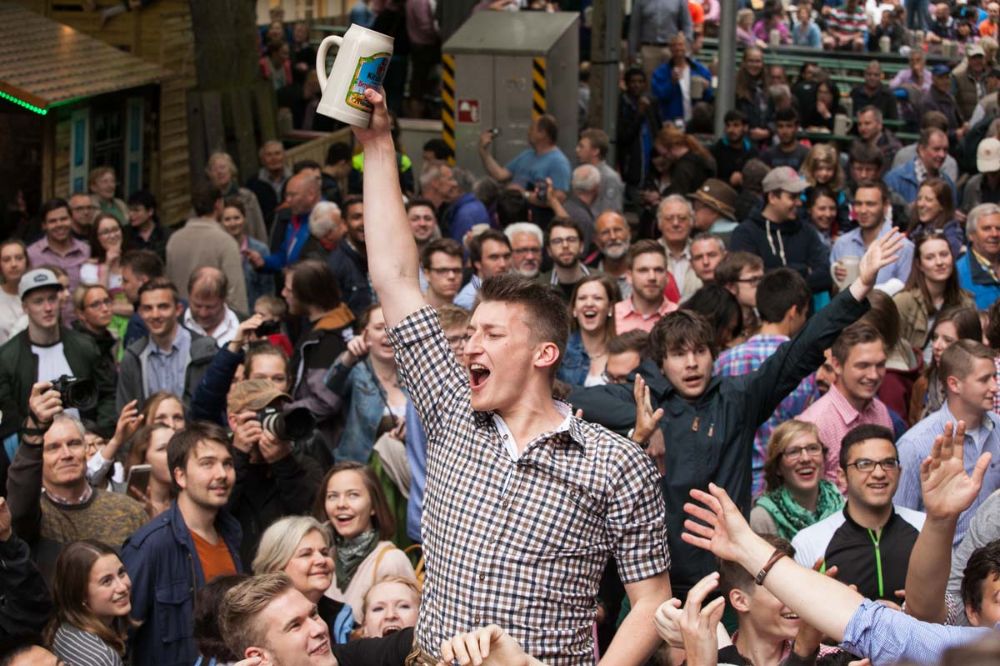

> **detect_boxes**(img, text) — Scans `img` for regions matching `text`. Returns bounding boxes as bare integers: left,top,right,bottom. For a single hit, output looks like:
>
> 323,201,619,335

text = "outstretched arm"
354,89,424,328
905,421,991,622
682,484,864,642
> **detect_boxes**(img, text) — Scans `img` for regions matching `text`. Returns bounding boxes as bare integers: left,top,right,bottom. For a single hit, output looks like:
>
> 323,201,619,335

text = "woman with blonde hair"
360,575,422,638
800,144,849,231
46,540,134,665
253,515,340,627
750,420,844,540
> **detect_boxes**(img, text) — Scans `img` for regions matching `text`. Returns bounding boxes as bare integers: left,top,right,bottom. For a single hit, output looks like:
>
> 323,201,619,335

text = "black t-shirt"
333,627,414,666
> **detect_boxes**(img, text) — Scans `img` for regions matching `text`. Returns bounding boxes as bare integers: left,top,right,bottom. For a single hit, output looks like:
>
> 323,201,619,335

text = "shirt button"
479,573,486,582
474,615,481,624
502,500,510,508
502,434,508,440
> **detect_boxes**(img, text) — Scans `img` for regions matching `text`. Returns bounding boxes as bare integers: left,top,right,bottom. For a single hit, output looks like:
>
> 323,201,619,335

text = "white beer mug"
315,25,394,127
833,113,853,136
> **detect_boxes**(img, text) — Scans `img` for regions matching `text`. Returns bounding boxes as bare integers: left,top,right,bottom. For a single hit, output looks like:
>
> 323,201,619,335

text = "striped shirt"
387,306,669,666
52,623,124,666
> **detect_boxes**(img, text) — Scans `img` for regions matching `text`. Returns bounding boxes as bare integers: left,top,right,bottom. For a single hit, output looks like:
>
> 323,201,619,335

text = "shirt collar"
151,325,190,354
489,401,581,461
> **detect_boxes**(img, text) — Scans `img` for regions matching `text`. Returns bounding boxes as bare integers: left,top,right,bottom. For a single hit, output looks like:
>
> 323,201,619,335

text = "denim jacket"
326,358,407,463
556,331,591,387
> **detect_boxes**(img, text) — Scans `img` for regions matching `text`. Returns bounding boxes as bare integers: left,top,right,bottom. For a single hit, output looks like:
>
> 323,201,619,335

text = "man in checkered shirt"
352,90,672,665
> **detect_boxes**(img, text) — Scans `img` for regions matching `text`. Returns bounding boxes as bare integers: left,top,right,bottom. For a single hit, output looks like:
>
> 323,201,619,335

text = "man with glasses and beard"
504,223,544,279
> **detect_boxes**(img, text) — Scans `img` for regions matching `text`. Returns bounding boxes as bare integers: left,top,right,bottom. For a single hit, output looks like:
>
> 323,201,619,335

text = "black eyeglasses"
845,457,900,473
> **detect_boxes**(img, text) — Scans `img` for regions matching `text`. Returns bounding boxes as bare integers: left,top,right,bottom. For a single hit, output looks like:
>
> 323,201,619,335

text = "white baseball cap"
978,137,1000,173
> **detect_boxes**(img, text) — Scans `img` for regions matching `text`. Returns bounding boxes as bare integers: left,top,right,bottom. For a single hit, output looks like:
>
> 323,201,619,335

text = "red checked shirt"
387,306,669,666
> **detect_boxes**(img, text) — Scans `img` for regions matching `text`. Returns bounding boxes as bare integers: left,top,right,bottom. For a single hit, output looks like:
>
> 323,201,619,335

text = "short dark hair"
831,321,884,364
167,421,233,493
342,194,363,216
987,300,1000,349
422,138,454,161
720,534,794,595
536,114,558,143
496,190,529,228
683,285,744,349
127,190,157,210
839,424,896,470
853,179,890,206
292,159,321,174
774,107,799,124
191,182,222,217
137,276,180,306
940,339,995,385
420,237,463,270
288,259,342,311
650,309,716,361
608,329,649,356
756,268,810,324
626,239,667,269
624,66,646,81
469,229,511,268
919,127,948,148
962,541,1000,616
121,250,164,280
405,197,437,215
580,128,610,159
547,218,583,245
849,140,885,169
862,290,901,349
724,109,748,124
39,198,70,222
325,142,352,166
194,574,248,662
477,273,571,374
714,251,764,286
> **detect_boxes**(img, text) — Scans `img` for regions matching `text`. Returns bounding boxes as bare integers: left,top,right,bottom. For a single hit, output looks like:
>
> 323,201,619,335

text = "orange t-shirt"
190,530,237,583
981,20,997,38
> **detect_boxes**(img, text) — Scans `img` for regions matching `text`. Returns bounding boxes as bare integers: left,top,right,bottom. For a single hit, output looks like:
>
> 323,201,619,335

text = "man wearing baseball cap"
0,269,116,482
729,166,833,294
953,43,989,120
920,64,967,136
961,137,1000,212
226,378,321,564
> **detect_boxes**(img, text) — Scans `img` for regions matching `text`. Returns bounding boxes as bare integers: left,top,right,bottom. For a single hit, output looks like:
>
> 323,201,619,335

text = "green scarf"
755,481,845,541
334,528,379,590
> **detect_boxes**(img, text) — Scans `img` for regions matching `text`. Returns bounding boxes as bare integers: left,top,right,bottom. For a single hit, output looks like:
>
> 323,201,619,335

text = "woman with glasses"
908,178,965,258
81,213,132,356
72,284,118,365
558,275,620,387
893,231,975,359
751,420,844,541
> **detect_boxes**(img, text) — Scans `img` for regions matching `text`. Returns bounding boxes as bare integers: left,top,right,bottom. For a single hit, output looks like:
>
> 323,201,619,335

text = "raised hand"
653,572,724,650
112,400,143,447
351,88,393,148
632,374,664,445
920,420,991,520
856,228,904,288
677,572,726,666
0,497,12,542
682,484,756,564
438,624,536,666
27,381,62,427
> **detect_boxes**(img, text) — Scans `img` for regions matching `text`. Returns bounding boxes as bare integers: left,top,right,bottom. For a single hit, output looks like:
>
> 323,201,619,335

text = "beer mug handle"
316,35,344,92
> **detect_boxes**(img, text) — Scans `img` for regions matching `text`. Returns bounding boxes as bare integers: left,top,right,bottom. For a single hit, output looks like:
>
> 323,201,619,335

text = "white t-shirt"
32,341,80,420
0,290,23,345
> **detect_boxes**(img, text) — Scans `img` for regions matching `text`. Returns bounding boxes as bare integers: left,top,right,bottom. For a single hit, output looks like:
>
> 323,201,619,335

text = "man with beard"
123,422,243,666
539,219,595,302
504,223,544,279
590,212,633,299
614,241,676,334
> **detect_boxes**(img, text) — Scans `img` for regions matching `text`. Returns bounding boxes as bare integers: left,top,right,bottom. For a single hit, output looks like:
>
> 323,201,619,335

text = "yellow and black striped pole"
441,53,456,166
531,56,547,120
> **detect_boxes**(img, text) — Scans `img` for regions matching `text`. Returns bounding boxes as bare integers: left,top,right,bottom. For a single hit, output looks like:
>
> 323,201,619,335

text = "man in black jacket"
327,196,373,318
570,229,904,599
729,167,833,295
226,380,321,564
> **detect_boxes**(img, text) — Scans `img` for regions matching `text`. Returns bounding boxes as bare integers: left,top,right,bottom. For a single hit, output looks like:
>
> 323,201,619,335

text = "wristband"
754,548,786,586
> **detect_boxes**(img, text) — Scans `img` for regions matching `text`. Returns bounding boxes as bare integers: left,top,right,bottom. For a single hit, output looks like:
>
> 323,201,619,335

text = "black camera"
256,319,281,337
255,406,315,441
51,375,97,411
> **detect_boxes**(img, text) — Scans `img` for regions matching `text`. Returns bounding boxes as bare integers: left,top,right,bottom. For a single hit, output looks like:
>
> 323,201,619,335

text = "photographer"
225,379,321,564
0,268,117,491
5,382,146,581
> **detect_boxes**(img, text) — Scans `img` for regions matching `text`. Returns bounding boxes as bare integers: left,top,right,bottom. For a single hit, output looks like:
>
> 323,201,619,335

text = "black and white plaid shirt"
387,306,670,666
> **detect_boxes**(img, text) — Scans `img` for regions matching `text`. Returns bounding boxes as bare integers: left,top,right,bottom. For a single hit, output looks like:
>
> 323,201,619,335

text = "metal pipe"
714,0,738,136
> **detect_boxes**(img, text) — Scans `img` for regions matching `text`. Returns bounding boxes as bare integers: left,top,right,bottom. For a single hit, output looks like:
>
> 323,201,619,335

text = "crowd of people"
7,1,1000,665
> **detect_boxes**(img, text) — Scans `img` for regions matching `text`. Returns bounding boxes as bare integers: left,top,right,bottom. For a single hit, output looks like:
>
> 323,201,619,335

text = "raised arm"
905,421,991,622
354,89,425,328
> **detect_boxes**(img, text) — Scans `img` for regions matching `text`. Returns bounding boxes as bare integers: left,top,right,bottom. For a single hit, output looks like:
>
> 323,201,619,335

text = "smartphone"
256,319,281,336
126,464,152,499
536,180,548,202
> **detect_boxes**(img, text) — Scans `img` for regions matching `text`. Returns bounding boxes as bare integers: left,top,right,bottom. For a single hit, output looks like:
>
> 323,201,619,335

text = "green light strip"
0,90,47,115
